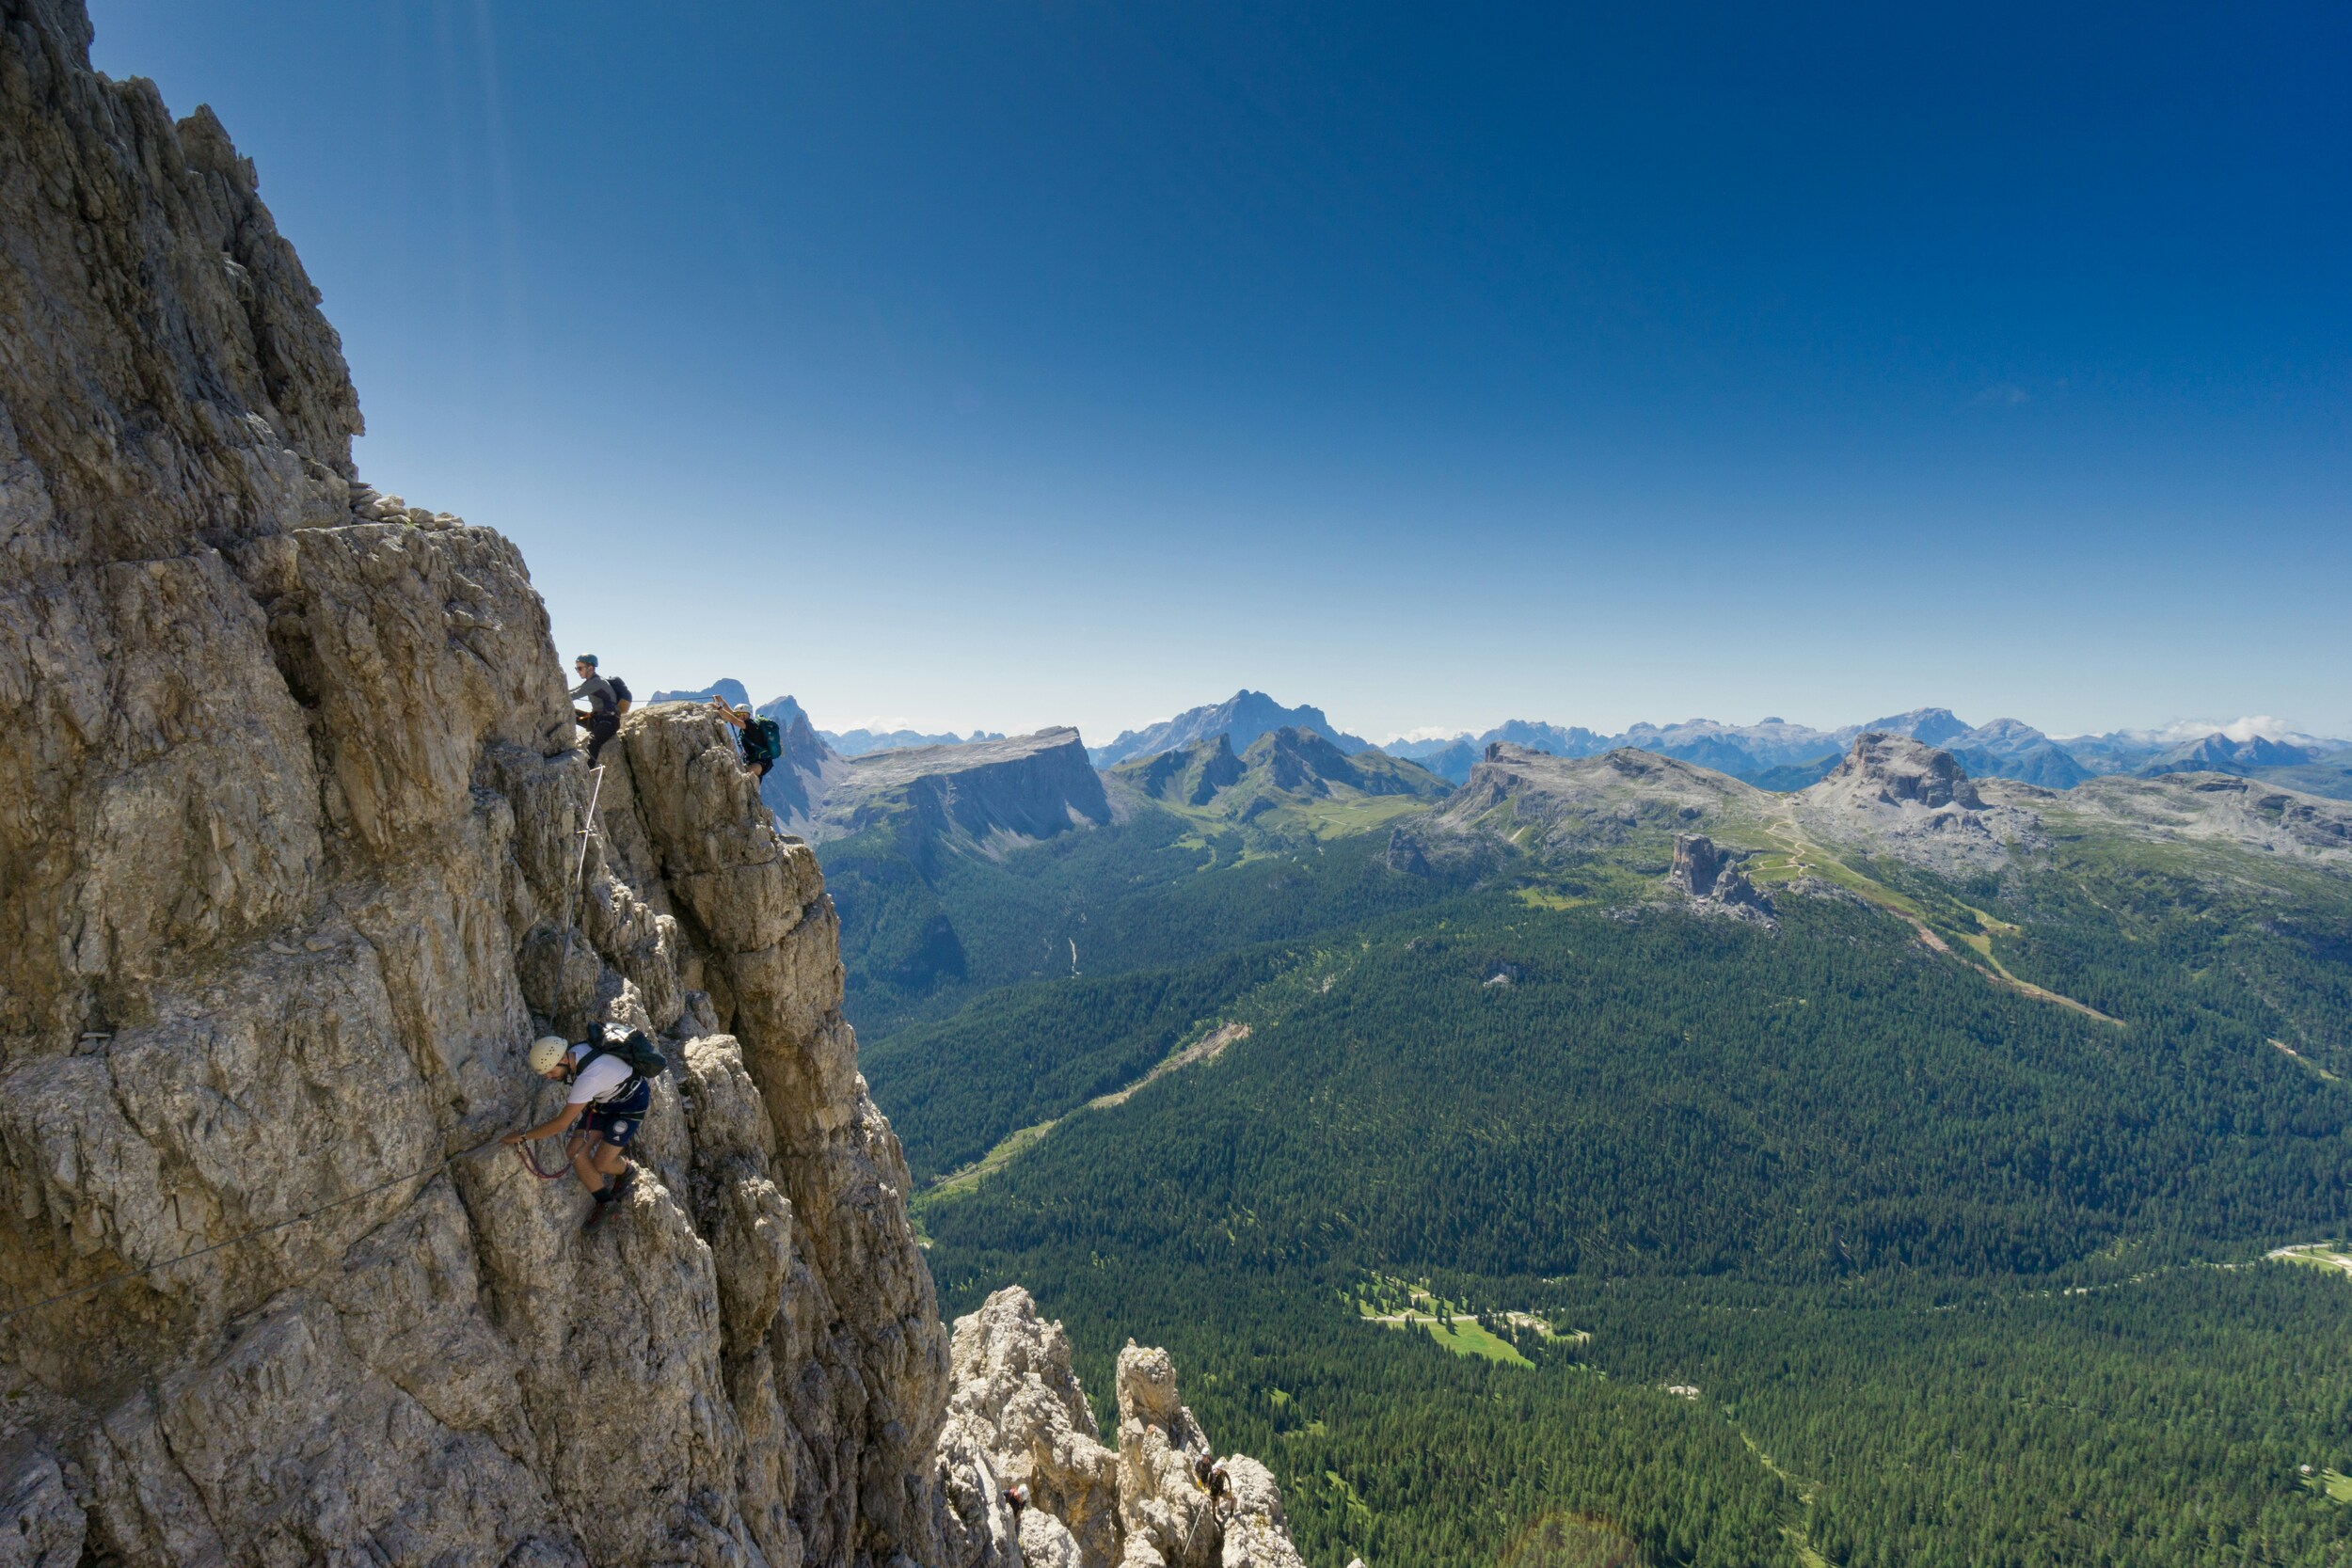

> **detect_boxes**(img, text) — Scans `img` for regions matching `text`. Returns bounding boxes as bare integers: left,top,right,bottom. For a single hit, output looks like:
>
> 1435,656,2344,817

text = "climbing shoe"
581,1169,635,1230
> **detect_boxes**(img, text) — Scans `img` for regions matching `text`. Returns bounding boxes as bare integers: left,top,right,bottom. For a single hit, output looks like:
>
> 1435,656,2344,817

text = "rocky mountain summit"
1112,728,1445,821
1784,732,2036,873
0,9,1306,1563
1091,691,1370,769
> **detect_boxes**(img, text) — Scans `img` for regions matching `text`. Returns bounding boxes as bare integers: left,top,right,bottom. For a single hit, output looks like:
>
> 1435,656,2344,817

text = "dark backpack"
580,1026,668,1088
743,716,783,766
607,675,633,715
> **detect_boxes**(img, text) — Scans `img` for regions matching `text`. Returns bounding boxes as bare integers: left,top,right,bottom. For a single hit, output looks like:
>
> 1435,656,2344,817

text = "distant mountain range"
1388,708,2348,791
823,724,1009,757
651,681,2352,851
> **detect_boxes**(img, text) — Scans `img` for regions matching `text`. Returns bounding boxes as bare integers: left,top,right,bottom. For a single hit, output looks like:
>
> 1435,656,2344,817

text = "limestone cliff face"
0,8,1311,1565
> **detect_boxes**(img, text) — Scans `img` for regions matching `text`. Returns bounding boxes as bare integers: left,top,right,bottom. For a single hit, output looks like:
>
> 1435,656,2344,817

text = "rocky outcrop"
1668,834,1772,921
1818,733,1983,810
1793,735,2036,872
947,1290,1305,1568
947,1289,1122,1567
810,728,1112,855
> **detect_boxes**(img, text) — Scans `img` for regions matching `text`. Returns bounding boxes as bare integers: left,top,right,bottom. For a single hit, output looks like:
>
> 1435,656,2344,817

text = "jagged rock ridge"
0,10,1308,1564
946,1289,1303,1568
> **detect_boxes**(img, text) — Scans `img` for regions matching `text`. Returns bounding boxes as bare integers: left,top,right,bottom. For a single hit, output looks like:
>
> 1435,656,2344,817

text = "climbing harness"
0,1133,511,1330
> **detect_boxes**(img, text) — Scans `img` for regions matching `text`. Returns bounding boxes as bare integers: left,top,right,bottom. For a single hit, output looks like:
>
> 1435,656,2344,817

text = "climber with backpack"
505,1027,667,1225
712,698,783,780
568,655,628,767
1193,1454,1232,1516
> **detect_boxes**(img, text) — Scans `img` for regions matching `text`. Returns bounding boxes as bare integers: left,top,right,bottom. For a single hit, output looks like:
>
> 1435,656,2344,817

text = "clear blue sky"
95,2,2351,743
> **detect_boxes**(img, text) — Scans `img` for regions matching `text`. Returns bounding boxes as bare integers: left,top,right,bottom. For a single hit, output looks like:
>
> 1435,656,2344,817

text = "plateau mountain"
810,728,1112,854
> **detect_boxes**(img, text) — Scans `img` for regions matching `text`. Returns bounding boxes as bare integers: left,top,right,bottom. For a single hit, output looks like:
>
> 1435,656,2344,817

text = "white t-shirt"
566,1046,638,1105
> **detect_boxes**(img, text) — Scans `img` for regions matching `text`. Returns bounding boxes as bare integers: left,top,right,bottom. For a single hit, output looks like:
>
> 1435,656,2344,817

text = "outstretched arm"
711,700,748,730
503,1100,587,1145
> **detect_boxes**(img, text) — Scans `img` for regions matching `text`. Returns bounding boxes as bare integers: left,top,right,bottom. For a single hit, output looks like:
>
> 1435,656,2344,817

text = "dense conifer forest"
839,793,2352,1566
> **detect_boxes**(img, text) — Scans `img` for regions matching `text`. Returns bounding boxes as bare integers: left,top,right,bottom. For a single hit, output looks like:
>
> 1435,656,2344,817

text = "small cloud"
2155,715,2308,744
1973,383,2031,407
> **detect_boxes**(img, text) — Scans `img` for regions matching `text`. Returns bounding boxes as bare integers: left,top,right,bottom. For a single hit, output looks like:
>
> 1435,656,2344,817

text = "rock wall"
0,7,1311,1565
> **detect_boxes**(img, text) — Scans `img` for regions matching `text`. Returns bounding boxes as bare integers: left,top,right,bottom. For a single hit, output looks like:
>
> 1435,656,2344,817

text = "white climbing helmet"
528,1035,570,1075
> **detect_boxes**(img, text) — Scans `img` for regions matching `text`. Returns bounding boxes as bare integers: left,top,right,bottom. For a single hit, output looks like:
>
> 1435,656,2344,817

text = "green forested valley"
832,760,2352,1567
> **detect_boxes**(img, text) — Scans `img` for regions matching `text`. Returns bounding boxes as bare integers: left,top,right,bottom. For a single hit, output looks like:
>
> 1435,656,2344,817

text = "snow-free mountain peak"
1090,689,1371,768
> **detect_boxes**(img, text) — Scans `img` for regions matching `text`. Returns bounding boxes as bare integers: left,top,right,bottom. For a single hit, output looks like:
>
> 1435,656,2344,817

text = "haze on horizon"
93,1,2352,745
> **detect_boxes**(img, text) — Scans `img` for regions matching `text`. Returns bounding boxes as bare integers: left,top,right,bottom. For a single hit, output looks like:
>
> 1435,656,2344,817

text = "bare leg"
569,1132,609,1195
594,1142,631,1191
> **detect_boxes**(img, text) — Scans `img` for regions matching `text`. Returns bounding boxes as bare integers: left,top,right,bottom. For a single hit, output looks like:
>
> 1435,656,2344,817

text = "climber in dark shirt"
1194,1453,1232,1515
569,655,619,766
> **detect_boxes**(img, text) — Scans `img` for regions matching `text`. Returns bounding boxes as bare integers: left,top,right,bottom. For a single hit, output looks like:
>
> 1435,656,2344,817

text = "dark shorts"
583,710,620,766
580,1079,651,1148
